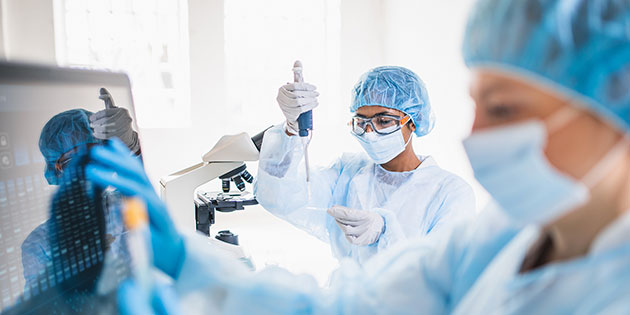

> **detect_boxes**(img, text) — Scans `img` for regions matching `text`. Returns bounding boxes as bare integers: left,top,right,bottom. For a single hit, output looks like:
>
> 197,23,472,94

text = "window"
54,0,190,128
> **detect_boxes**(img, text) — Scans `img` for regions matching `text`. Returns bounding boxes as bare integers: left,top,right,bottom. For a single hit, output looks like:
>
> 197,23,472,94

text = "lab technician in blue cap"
21,107,139,290
89,0,630,313
255,66,475,264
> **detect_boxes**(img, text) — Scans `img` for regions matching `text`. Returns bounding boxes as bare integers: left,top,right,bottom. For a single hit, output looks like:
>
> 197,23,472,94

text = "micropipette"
99,87,116,109
292,61,313,198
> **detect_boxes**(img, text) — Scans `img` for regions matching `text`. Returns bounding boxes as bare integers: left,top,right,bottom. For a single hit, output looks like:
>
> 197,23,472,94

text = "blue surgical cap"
350,66,435,137
39,109,98,185
463,0,630,133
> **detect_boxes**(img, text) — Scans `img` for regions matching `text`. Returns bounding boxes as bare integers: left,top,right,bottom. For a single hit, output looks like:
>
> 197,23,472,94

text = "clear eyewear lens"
352,124,366,135
351,115,408,135
55,157,72,173
376,125,399,134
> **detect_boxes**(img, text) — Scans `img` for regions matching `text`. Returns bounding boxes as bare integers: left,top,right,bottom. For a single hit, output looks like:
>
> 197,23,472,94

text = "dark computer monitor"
0,62,141,314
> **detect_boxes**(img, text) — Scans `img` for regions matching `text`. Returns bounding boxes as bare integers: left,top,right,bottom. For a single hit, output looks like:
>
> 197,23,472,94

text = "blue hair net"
39,109,99,185
350,66,435,137
463,0,630,132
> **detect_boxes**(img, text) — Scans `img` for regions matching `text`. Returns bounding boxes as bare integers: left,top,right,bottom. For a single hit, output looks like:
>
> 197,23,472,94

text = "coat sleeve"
20,223,51,289
172,223,473,315
254,124,344,242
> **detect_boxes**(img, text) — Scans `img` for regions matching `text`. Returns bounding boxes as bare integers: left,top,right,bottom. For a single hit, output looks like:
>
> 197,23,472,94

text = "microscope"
159,128,270,266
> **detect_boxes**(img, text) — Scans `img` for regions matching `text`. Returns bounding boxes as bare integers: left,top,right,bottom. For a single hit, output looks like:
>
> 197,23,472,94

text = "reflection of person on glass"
21,105,139,289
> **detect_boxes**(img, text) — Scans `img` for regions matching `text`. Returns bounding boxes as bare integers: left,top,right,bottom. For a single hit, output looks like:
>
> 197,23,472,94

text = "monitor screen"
0,63,141,314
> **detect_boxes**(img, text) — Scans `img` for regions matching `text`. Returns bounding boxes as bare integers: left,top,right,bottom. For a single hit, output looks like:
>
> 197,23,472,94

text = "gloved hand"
327,206,385,246
89,107,140,154
276,82,319,135
118,279,180,315
85,139,185,279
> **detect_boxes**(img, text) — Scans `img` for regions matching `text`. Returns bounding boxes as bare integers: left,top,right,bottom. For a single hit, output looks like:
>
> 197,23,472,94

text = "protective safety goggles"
349,114,411,136
55,143,99,173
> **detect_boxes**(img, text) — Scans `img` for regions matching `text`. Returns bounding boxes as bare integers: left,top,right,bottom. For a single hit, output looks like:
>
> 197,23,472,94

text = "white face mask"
352,128,413,164
463,107,629,225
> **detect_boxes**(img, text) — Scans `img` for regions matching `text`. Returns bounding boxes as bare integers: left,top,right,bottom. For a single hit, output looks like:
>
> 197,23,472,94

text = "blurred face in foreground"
468,70,630,261
469,71,625,181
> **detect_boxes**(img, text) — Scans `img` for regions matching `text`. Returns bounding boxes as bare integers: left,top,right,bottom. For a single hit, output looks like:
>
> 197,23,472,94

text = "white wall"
0,0,56,63
340,0,386,89
0,2,4,58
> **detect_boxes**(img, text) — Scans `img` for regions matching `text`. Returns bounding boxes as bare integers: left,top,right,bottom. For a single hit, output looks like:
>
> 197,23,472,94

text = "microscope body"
158,129,269,268
159,129,268,231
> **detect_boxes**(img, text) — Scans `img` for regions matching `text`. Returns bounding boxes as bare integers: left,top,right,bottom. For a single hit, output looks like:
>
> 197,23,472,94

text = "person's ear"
407,121,416,133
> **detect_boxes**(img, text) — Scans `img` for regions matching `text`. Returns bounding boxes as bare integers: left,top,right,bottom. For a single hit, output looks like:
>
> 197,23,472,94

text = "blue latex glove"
118,279,181,315
85,138,185,278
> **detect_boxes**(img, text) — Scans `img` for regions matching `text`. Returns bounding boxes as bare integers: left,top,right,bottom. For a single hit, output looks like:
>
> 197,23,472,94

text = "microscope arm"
158,127,270,232
160,161,244,231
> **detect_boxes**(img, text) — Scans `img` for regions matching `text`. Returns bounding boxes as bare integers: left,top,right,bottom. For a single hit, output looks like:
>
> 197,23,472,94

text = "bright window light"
53,0,191,128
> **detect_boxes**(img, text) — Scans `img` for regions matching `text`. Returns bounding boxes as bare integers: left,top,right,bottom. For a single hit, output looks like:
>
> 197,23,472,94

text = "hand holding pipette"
292,61,313,188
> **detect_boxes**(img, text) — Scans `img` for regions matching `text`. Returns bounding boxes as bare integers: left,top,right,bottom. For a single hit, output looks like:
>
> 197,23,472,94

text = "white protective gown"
254,125,476,263
171,206,630,315
452,210,630,315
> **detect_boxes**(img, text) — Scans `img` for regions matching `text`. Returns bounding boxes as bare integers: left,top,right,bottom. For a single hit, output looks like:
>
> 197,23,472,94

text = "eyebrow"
474,81,513,101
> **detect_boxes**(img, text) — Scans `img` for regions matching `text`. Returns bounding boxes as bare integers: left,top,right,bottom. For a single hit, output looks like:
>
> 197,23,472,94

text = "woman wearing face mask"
254,66,475,264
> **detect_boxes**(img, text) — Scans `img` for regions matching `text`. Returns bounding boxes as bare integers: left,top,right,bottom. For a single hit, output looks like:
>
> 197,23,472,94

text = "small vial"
123,198,153,294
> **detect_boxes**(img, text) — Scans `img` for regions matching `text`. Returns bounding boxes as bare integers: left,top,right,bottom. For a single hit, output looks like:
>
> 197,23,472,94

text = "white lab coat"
254,125,476,264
